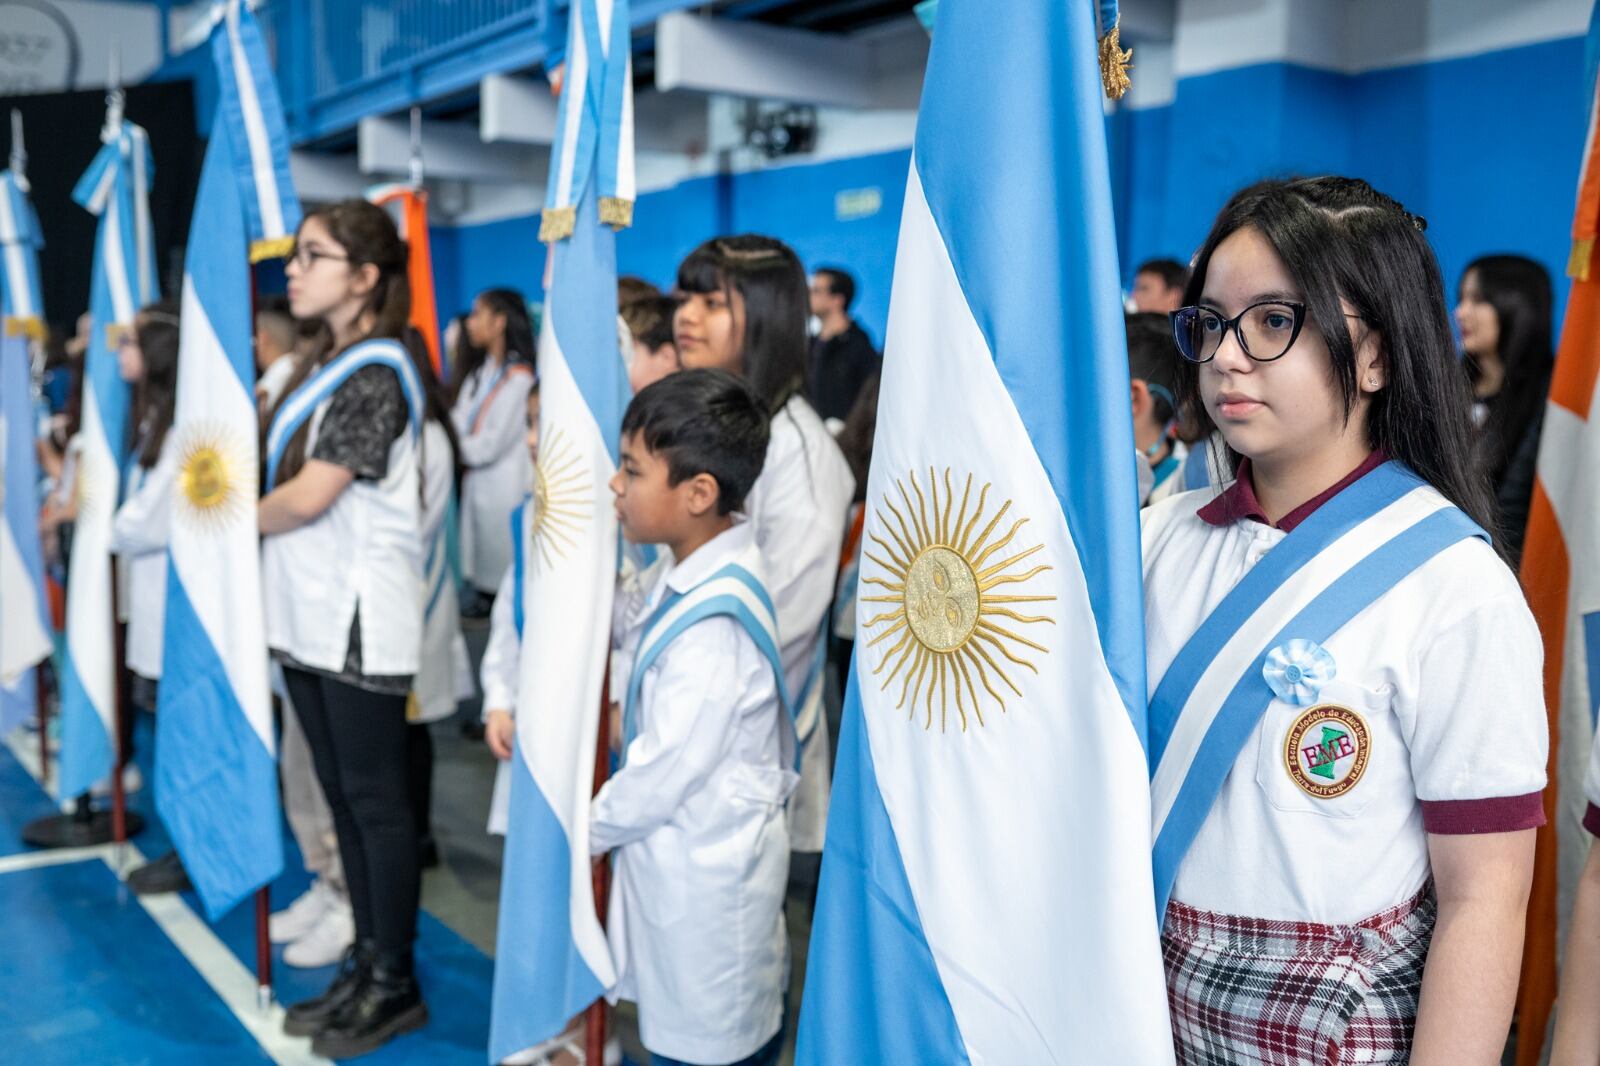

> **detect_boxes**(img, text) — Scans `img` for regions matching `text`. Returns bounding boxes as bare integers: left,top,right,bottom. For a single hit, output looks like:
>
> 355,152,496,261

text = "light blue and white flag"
797,1,1173,1061
0,165,50,731
57,118,158,799
489,1,632,1058
537,0,634,241
155,0,296,920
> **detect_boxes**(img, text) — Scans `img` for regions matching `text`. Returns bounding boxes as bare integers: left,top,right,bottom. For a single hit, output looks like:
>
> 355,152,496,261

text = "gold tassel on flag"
1569,237,1594,282
1099,18,1132,101
540,206,577,244
249,234,295,264
599,197,634,230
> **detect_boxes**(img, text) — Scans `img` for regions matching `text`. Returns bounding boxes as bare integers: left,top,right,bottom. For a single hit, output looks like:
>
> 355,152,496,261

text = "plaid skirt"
1162,884,1436,1066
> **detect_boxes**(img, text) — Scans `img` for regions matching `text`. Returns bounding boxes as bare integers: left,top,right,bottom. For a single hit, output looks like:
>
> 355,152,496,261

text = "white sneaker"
269,879,333,944
283,897,355,968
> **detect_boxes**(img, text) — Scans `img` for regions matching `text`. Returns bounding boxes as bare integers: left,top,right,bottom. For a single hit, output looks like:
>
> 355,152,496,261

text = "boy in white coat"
593,369,796,1066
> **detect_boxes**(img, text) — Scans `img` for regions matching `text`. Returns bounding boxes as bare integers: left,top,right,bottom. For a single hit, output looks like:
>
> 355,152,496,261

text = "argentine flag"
58,119,158,800
489,0,632,1058
797,1,1174,1061
154,0,299,919
0,167,50,733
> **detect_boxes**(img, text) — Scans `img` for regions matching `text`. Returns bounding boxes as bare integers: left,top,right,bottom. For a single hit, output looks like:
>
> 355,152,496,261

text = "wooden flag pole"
256,888,273,1009
585,666,612,1066
35,663,49,784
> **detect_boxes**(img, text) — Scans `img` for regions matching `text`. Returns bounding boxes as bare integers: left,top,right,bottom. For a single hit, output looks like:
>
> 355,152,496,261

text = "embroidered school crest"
1283,704,1371,798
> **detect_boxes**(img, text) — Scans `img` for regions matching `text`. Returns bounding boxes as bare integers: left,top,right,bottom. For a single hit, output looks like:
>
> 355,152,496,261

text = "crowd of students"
29,166,1600,1064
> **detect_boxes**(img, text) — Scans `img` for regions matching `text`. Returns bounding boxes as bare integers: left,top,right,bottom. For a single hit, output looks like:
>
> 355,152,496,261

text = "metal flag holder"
21,57,147,856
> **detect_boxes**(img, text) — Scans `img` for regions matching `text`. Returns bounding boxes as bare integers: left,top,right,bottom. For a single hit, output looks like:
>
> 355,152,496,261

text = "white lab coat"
591,522,797,1065
413,421,473,723
482,559,520,837
452,357,534,593
745,395,854,851
111,436,176,680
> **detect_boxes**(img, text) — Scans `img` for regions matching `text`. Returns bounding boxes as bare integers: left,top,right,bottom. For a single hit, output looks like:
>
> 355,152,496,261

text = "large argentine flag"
0,166,51,734
1513,6,1600,1061
155,0,297,920
489,0,631,1058
58,120,158,799
797,1,1173,1061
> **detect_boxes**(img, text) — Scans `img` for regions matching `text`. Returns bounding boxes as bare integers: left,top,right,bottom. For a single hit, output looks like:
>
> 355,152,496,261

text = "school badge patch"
1283,704,1370,799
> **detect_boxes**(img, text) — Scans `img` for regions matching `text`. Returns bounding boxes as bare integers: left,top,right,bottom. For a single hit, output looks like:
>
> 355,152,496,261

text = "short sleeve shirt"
311,363,408,480
1142,460,1548,924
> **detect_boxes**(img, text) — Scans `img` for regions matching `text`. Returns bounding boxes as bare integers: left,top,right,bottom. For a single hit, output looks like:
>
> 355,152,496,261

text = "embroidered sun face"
530,424,590,571
861,468,1056,732
174,421,253,532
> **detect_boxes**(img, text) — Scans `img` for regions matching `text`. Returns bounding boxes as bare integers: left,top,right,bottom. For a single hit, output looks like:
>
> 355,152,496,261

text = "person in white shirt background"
254,296,300,416
450,287,536,614
671,236,854,856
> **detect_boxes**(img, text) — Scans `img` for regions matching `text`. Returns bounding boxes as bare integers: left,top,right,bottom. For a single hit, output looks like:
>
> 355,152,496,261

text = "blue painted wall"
433,34,1589,339
1115,35,1588,320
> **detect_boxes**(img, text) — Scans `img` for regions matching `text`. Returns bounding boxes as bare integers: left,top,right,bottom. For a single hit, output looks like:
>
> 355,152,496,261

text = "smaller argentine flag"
155,0,299,919
797,1,1171,1061
489,1,633,1059
0,162,50,731
57,117,158,800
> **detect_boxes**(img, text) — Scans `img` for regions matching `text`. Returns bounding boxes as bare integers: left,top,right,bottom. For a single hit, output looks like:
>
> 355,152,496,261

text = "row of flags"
4,1,1597,1061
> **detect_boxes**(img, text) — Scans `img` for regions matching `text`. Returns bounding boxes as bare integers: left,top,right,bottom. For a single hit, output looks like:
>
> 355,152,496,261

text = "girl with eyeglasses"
260,199,430,1057
1144,177,1544,1064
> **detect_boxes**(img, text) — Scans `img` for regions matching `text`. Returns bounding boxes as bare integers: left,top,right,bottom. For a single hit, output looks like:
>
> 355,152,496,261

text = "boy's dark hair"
621,294,678,352
621,368,770,515
815,267,856,310
1126,311,1180,425
1136,257,1189,291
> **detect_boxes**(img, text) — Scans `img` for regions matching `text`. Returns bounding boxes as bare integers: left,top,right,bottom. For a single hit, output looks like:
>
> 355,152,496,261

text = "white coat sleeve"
110,446,177,556
479,563,521,716
457,370,534,469
588,618,749,853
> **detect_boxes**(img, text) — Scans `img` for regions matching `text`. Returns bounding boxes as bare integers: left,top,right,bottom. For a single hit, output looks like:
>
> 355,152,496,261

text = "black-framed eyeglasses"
1170,301,1306,364
287,244,350,271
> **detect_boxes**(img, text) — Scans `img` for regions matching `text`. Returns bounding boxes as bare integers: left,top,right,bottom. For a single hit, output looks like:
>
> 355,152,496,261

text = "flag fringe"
599,197,634,230
3,316,44,339
1099,18,1132,100
249,235,296,264
540,206,577,244
1569,237,1594,282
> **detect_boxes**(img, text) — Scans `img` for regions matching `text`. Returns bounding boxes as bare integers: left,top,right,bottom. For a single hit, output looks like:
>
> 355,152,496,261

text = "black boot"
311,949,428,1059
283,940,373,1037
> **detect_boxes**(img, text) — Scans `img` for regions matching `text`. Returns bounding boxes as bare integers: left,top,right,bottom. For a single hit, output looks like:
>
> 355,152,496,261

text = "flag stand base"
23,795,146,849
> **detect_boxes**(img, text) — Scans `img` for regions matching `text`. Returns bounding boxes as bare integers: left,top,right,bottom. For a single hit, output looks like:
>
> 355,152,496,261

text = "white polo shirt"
1144,456,1548,924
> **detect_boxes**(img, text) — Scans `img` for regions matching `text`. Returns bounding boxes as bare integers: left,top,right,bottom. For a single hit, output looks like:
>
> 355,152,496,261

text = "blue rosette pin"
1262,639,1336,706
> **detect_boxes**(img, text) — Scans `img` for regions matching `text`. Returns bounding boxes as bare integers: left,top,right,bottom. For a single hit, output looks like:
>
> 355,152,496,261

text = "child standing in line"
1143,177,1546,1064
593,368,794,1066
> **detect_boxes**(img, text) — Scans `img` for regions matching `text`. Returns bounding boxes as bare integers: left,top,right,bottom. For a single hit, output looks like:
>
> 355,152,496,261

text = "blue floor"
0,724,497,1064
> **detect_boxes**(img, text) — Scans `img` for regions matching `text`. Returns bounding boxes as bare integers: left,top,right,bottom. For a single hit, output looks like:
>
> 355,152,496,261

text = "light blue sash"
509,495,532,639
1148,461,1488,918
621,563,794,768
263,338,424,487
1181,441,1212,491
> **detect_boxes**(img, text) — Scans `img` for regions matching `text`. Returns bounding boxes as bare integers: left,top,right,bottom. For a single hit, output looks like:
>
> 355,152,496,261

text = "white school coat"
482,559,520,837
591,522,797,1065
110,437,176,680
745,395,854,851
413,421,473,723
452,357,535,593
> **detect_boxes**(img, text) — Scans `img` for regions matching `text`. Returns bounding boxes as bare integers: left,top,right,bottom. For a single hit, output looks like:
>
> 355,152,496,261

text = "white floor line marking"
0,843,111,875
4,727,329,1066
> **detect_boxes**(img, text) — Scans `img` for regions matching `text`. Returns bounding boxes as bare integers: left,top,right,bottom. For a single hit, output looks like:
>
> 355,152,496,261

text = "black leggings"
283,667,419,957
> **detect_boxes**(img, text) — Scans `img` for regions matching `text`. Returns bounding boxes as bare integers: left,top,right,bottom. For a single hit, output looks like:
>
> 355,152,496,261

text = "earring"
1367,376,1379,388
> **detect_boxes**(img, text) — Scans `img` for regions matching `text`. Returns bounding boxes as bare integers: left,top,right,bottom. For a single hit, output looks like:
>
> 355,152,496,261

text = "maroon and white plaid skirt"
1162,884,1435,1066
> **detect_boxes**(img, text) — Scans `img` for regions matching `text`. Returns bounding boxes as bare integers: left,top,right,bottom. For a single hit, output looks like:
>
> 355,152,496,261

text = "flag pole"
35,665,49,784
248,254,274,1011
585,662,612,1066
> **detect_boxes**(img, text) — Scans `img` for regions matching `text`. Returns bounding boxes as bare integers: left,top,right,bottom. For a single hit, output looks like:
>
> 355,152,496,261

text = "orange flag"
1515,28,1600,1063
368,183,444,378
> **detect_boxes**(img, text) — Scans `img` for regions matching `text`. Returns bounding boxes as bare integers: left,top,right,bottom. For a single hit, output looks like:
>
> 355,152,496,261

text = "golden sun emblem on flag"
861,468,1056,732
175,421,253,531
530,425,591,571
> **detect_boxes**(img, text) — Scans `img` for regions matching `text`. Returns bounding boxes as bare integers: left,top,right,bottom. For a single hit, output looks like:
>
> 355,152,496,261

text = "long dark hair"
676,235,809,417
1174,176,1497,538
130,299,181,468
449,288,535,406
403,325,462,484
269,199,411,485
1460,254,1553,487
